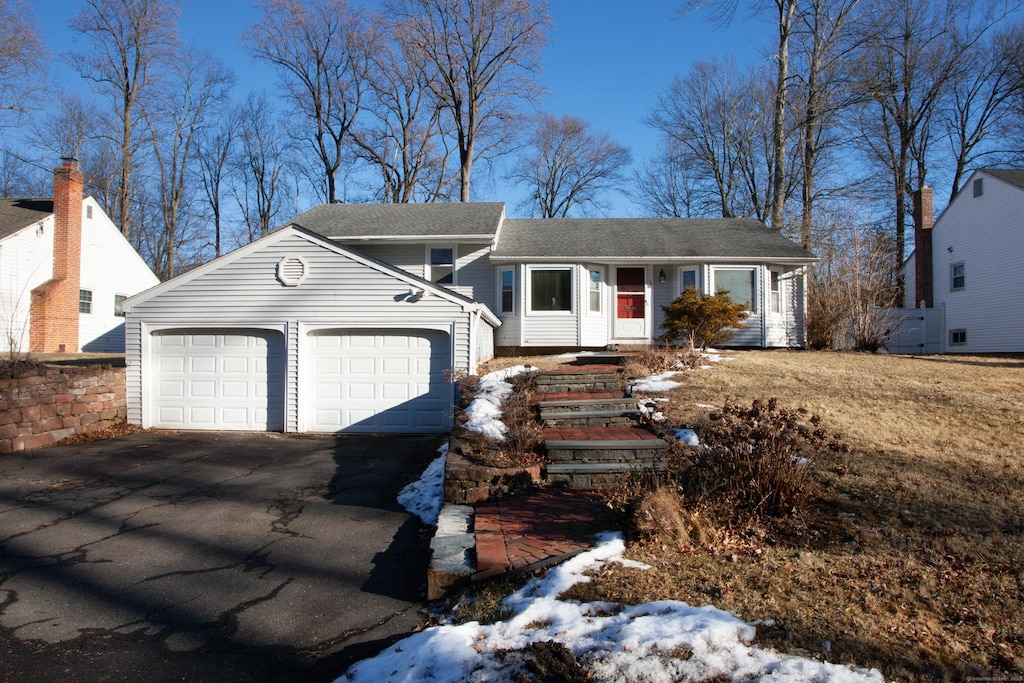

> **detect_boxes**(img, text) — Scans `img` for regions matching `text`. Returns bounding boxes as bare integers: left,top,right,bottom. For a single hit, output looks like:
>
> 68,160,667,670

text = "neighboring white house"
0,160,158,354
124,202,813,434
903,169,1024,353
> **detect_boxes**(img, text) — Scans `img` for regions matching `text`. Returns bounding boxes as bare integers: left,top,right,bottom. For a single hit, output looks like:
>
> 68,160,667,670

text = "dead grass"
490,350,1024,681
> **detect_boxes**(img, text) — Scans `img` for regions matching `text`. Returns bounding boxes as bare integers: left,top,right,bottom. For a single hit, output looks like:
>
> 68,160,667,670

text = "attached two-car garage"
149,327,450,433
125,227,496,435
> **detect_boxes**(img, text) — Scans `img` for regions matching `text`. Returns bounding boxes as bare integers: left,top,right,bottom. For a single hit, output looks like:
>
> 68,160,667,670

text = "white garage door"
151,329,285,431
307,329,451,433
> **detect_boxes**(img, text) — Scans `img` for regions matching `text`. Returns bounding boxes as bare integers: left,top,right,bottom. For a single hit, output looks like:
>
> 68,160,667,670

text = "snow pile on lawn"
338,533,883,683
630,370,683,393
674,428,700,446
397,443,448,525
461,365,530,441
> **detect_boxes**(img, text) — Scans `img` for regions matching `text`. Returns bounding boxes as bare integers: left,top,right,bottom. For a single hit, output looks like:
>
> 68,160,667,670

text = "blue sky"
31,0,770,216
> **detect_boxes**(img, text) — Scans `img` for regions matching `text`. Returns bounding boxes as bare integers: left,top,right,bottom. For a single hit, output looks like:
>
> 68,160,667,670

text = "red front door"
614,267,647,338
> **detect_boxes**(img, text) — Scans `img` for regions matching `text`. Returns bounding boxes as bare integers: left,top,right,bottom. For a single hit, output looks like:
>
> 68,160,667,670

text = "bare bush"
633,486,714,549
685,398,848,517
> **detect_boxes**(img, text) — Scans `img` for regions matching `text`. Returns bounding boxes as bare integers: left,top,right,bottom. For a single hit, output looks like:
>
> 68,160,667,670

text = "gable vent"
277,255,308,286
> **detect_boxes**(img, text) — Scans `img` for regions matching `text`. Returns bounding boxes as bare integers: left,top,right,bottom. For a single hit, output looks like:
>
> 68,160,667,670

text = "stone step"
534,378,623,393
535,395,636,411
566,354,629,366
544,426,670,464
545,461,667,488
540,409,639,427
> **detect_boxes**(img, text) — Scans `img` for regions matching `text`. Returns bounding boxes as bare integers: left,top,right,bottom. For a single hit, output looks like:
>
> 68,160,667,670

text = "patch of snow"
396,443,448,525
696,403,717,410
462,365,531,442
339,534,884,683
631,371,682,393
673,428,700,446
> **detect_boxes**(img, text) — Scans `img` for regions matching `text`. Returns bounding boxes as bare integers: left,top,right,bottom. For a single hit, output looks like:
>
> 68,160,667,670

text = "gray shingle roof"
491,217,814,261
0,198,53,241
288,201,505,238
980,168,1024,191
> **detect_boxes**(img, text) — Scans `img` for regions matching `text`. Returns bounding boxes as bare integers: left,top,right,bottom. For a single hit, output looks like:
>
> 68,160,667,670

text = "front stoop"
544,426,670,488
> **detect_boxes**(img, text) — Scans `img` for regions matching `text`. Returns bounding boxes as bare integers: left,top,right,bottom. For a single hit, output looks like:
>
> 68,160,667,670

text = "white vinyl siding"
78,197,159,351
930,170,1024,353
0,218,54,354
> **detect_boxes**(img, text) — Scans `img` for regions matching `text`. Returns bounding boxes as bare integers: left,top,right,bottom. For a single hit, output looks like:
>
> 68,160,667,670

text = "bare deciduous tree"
0,0,46,125
942,20,1024,201
510,113,631,218
388,0,550,202
146,50,233,279
232,93,290,244
634,144,702,218
69,0,180,242
648,57,774,220
353,24,455,203
847,0,1010,270
246,0,375,204
791,0,861,250
678,0,798,232
194,109,238,259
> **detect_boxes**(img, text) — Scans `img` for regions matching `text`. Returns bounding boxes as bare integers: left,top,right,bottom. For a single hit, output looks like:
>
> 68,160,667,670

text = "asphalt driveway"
0,431,443,682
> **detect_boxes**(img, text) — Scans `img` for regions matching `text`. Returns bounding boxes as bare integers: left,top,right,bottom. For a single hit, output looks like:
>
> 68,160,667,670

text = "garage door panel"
307,329,451,433
151,329,285,431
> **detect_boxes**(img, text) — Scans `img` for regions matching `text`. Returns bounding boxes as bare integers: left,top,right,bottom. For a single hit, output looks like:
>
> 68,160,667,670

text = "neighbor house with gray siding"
123,203,813,434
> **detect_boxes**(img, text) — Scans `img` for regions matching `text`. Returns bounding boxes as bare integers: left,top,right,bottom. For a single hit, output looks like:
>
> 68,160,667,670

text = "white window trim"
950,261,965,292
587,267,604,315
711,266,758,312
497,266,515,315
526,265,575,315
426,244,457,285
769,268,783,315
677,266,701,294
79,289,93,315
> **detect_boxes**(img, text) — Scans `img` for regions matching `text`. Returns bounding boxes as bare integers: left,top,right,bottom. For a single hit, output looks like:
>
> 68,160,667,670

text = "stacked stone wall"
0,365,126,453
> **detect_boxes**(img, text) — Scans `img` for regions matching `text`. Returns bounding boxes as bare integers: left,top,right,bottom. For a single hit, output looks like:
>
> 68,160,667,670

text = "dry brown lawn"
482,350,1024,681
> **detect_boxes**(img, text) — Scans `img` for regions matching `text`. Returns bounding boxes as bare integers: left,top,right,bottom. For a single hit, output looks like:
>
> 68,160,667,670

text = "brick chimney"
913,186,934,308
29,158,84,353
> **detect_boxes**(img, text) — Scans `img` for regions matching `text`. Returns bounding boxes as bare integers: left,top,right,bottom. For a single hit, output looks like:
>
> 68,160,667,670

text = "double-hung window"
79,289,93,314
529,268,572,312
429,247,455,284
114,294,127,317
679,267,700,293
499,268,515,314
769,270,782,314
951,262,965,291
588,269,602,313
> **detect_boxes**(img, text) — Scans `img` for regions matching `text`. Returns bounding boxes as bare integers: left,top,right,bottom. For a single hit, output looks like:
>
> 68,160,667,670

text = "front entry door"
613,267,648,339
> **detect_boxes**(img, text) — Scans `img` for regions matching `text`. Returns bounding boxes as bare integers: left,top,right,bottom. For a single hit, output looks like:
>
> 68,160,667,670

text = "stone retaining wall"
0,365,127,453
443,440,541,505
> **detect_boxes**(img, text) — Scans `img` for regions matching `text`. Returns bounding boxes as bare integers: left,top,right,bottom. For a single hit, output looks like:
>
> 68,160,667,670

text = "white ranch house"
124,203,814,434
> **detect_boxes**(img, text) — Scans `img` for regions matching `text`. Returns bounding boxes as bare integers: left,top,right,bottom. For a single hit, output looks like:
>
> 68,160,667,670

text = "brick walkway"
473,489,614,580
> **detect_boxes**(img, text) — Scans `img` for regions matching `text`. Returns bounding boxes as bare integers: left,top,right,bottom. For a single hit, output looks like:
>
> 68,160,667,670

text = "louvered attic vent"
276,255,308,286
